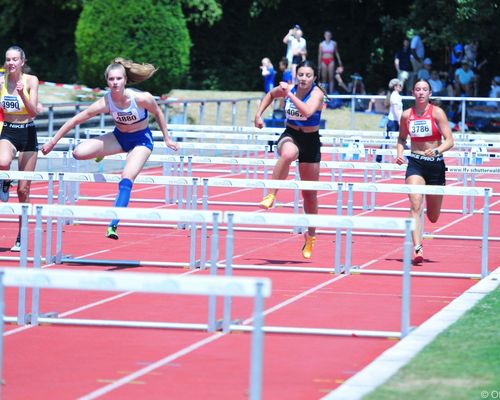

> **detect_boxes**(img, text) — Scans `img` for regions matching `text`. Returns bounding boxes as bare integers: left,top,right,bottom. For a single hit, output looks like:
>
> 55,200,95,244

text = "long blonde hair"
104,57,157,85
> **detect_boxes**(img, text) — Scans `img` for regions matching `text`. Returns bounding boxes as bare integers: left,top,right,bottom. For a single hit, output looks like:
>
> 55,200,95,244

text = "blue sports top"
284,85,322,127
106,89,148,125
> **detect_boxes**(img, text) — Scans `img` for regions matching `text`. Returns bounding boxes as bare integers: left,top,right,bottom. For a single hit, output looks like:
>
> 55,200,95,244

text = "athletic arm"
431,106,454,155
19,75,39,118
334,44,342,67
41,97,108,154
285,85,323,118
254,85,288,128
318,43,322,66
139,92,178,151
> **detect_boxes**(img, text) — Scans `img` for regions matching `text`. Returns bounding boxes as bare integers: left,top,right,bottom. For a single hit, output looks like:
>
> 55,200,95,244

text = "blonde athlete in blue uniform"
0,46,40,251
42,58,178,239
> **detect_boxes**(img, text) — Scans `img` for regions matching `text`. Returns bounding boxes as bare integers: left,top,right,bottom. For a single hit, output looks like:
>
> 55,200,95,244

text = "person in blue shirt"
254,60,325,259
260,58,275,93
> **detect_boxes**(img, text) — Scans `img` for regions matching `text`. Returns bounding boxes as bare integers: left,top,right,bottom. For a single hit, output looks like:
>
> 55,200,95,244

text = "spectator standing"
318,30,342,94
387,78,403,133
291,28,307,83
283,25,299,67
260,57,275,94
277,58,293,109
409,30,425,88
376,79,402,162
394,38,412,94
464,40,488,96
450,43,464,71
279,57,293,84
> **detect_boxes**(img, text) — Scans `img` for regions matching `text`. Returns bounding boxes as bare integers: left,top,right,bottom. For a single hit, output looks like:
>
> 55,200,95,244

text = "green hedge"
75,0,191,94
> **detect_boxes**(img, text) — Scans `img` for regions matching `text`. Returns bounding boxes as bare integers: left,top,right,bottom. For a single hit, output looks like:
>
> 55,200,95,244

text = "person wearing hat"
454,59,474,96
376,78,403,162
450,43,464,70
417,58,432,80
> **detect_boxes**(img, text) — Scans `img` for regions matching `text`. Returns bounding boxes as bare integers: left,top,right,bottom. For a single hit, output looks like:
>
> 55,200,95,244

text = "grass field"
365,286,500,400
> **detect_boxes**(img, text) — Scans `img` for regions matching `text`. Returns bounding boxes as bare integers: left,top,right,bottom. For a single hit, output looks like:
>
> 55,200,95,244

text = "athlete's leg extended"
406,174,426,262
107,146,152,237
72,132,123,160
425,194,444,223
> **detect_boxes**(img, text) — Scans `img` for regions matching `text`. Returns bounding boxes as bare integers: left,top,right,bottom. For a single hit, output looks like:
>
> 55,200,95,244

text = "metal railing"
36,94,498,139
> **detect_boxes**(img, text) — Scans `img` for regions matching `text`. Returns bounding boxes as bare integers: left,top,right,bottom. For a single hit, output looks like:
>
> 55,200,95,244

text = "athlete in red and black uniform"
396,79,454,264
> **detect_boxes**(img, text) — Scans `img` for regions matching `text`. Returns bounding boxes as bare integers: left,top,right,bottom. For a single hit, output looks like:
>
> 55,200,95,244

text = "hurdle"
343,183,492,278
0,268,271,400
35,204,221,270
221,211,415,339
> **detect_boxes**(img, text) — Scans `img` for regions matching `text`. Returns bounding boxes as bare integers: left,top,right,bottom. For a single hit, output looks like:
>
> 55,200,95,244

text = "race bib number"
409,119,432,138
113,110,140,124
285,101,306,121
1,95,22,113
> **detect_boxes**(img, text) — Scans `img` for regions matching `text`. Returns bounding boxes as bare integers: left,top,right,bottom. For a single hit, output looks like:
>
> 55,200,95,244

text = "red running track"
1,158,499,399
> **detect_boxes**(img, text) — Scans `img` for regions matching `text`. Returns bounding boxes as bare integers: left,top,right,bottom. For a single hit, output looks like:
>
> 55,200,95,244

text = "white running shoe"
10,236,21,252
0,180,11,202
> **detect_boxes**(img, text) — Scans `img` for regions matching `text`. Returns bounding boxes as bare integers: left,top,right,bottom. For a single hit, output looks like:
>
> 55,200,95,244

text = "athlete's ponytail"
104,57,158,85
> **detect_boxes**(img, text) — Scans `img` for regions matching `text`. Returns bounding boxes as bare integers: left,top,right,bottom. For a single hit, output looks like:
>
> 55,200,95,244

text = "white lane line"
76,239,405,399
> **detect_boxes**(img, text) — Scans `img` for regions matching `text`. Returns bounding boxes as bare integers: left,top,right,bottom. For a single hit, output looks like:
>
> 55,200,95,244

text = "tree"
0,0,82,81
75,0,193,93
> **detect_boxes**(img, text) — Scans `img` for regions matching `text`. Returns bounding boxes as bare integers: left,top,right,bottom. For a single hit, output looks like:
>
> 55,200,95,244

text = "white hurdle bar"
0,268,271,400
343,183,491,278
222,211,414,339
197,178,492,279
35,204,221,269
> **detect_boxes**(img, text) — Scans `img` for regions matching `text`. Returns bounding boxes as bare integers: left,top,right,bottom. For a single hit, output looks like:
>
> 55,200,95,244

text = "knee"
427,212,440,223
302,190,318,203
72,149,85,160
279,150,298,164
0,160,11,170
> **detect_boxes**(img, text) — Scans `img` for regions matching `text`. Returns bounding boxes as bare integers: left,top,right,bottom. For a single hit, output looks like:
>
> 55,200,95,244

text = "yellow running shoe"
259,193,275,209
95,156,104,163
302,233,316,259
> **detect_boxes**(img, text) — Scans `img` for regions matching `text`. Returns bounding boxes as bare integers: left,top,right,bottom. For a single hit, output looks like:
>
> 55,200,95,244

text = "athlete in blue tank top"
254,60,325,260
42,58,178,240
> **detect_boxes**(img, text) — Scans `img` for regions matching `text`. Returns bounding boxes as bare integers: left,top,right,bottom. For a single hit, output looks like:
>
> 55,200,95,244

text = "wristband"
433,148,440,156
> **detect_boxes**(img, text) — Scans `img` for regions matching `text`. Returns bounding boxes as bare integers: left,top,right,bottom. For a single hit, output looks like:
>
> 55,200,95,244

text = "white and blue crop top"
106,89,148,125
284,85,322,127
